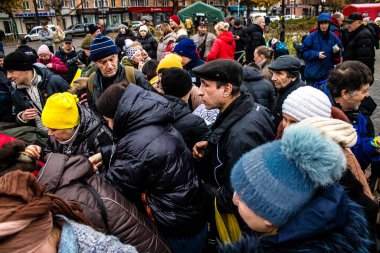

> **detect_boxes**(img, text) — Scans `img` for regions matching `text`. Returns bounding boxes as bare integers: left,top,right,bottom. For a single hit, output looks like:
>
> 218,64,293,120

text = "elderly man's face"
271,70,295,90
347,20,361,32
95,54,118,78
257,17,265,29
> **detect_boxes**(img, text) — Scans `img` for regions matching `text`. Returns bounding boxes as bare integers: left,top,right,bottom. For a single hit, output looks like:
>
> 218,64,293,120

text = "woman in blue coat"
301,13,343,86
221,124,371,253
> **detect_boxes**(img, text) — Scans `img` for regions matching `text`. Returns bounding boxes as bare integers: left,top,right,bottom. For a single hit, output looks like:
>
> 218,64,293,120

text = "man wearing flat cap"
343,12,375,75
192,59,274,222
268,55,305,128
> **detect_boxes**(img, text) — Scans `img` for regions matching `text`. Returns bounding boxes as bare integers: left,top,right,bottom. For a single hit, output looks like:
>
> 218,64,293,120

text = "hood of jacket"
33,65,55,86
164,94,191,122
73,104,104,145
243,66,265,81
38,153,93,192
58,47,76,56
247,24,263,34
331,16,340,28
218,31,235,45
113,84,173,139
220,184,371,253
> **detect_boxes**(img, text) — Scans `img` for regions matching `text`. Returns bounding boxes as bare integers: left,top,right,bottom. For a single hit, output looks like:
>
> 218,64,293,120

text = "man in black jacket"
86,34,153,108
0,52,14,122
231,18,247,61
245,16,266,64
3,51,69,130
343,12,375,75
269,55,306,129
192,59,274,217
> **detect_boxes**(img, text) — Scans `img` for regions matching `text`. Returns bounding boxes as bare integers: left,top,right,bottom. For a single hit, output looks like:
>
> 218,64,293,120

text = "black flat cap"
268,55,301,71
343,12,363,23
193,59,243,86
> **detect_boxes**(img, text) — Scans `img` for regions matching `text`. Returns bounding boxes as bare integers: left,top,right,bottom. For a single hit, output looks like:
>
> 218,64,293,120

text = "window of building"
95,0,109,7
23,1,30,10
111,0,116,7
36,0,44,10
129,0,149,7
122,0,127,6
162,0,168,6
83,0,89,8
154,0,158,6
70,0,75,8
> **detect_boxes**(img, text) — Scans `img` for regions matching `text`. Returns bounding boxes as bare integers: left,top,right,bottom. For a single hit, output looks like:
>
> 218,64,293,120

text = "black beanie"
161,68,193,98
3,52,33,71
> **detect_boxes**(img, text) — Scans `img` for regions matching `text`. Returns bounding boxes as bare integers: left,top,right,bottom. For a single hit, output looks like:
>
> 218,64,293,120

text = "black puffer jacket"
242,66,275,112
11,65,69,118
114,31,135,52
43,104,113,167
103,84,208,236
245,24,265,63
164,95,210,150
55,47,78,83
66,50,91,67
343,25,375,74
201,93,274,214
0,70,14,122
38,153,171,253
136,32,158,59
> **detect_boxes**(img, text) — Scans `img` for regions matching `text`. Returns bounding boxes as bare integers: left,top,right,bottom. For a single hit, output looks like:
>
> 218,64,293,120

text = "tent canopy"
178,2,225,26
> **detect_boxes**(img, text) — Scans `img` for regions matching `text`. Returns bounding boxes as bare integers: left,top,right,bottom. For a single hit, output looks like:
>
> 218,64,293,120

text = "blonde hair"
159,23,173,37
131,41,142,48
214,22,229,32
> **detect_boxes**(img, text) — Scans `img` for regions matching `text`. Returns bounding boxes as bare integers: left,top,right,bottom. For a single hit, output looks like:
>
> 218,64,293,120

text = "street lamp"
321,0,326,13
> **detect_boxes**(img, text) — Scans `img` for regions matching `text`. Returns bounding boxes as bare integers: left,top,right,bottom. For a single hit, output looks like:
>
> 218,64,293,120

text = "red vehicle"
343,3,380,21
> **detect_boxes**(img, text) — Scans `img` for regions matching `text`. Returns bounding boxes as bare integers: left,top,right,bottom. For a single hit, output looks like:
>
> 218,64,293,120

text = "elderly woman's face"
232,192,273,232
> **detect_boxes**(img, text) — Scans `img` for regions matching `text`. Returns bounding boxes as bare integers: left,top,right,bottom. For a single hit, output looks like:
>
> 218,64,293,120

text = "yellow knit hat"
42,92,80,129
156,53,183,74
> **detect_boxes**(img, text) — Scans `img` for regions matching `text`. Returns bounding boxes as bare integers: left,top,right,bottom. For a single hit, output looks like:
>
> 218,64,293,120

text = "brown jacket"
37,153,170,253
344,148,374,199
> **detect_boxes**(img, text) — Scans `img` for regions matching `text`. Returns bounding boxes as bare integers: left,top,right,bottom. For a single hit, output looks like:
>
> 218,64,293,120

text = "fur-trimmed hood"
220,185,371,253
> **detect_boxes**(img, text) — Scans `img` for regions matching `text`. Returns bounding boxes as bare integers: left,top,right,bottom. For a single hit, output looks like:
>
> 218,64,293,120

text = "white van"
24,25,56,42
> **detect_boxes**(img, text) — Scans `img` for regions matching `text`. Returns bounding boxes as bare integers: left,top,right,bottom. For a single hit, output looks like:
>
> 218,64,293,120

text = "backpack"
274,42,289,59
87,66,136,94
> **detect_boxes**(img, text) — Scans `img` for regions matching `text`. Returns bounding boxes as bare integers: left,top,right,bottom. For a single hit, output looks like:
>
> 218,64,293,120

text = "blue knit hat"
89,34,119,62
318,13,331,23
231,124,346,227
173,38,199,60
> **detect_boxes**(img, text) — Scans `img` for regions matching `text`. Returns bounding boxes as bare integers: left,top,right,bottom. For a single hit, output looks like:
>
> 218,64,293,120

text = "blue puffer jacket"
103,84,208,237
220,184,371,253
301,13,342,83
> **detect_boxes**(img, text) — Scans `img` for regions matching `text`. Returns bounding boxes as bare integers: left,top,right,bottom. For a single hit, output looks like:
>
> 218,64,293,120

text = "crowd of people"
0,11,380,253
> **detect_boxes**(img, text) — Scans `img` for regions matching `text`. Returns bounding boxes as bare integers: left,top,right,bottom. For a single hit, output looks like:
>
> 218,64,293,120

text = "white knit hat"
139,25,148,32
282,86,332,121
298,117,358,148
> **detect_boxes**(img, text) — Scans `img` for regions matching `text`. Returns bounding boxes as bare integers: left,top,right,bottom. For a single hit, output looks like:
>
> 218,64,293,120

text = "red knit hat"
170,15,180,25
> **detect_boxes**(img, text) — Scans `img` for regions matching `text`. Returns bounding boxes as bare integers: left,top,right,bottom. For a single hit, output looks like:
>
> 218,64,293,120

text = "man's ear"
341,89,350,100
223,83,233,97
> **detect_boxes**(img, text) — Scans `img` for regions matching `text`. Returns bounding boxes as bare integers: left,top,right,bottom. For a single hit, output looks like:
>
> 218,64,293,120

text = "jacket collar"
208,92,254,145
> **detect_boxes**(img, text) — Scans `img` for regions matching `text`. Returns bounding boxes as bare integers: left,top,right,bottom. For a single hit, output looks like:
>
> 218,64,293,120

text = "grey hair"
252,15,264,24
